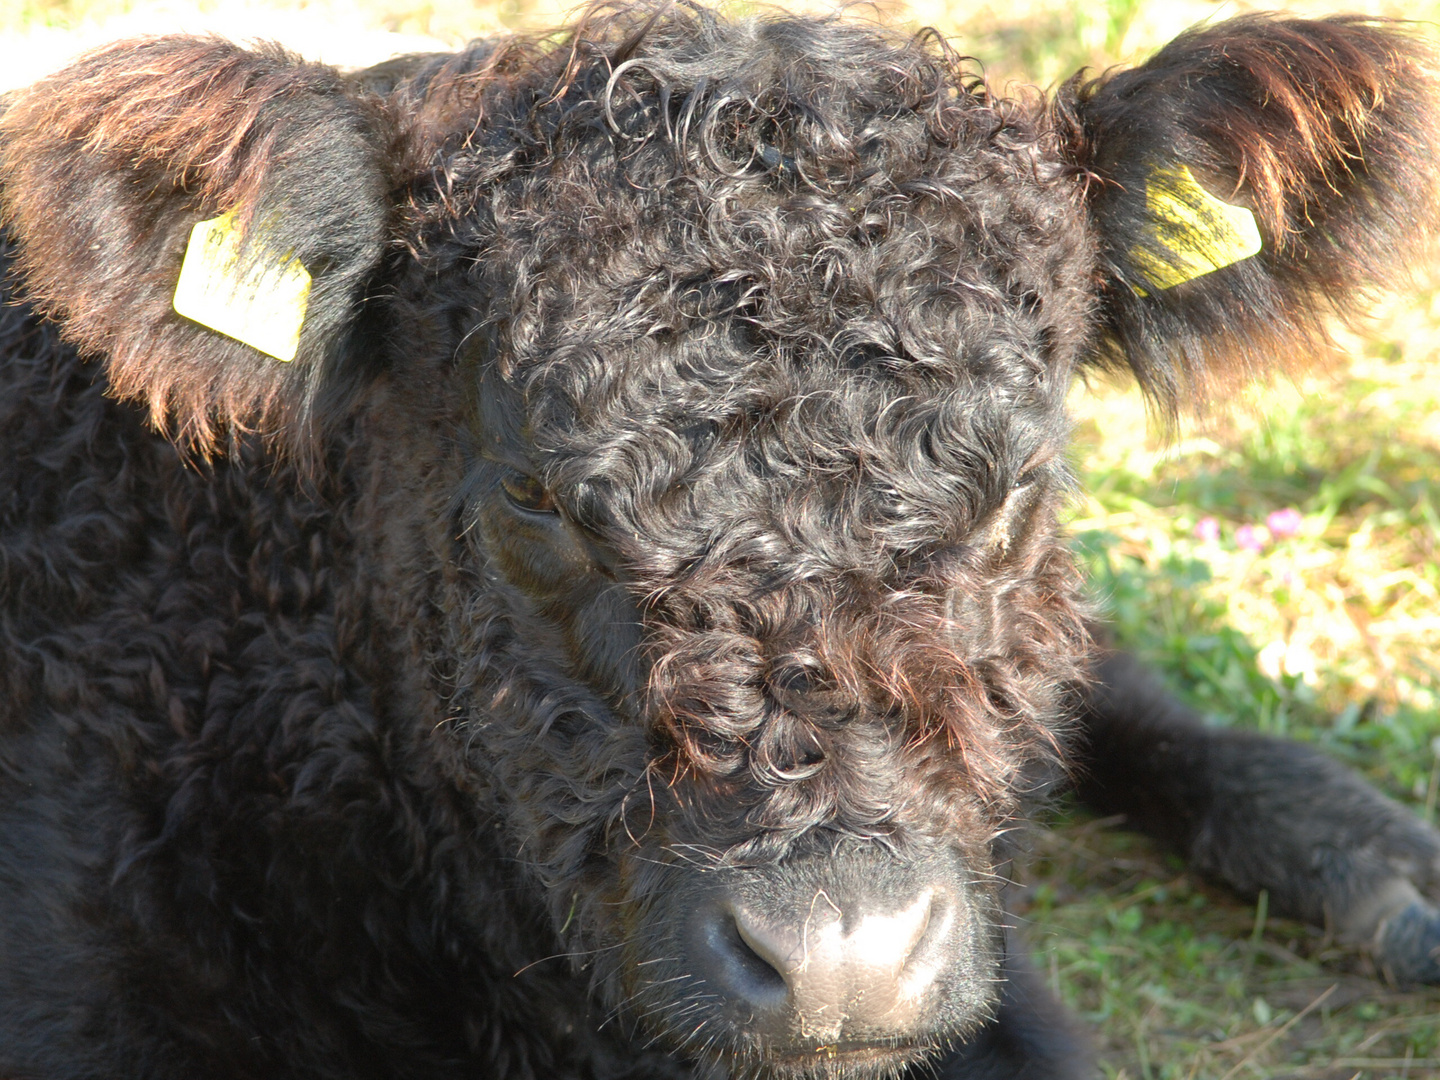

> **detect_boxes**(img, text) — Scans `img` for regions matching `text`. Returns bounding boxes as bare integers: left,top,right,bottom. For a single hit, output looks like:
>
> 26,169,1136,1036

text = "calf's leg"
1076,650,1440,983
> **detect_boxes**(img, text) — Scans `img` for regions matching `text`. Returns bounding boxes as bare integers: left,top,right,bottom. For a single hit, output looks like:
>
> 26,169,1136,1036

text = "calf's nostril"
698,907,790,1009
731,908,795,984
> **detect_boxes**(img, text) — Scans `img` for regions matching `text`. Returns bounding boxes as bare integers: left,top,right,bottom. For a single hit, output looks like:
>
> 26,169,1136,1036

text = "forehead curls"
388,0,1053,254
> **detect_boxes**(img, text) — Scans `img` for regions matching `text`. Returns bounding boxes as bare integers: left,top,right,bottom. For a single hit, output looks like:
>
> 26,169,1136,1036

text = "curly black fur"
0,6,1437,1079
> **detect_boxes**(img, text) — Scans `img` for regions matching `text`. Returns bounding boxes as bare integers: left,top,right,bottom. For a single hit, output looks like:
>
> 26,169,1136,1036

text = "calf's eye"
500,471,558,515
1012,453,1052,491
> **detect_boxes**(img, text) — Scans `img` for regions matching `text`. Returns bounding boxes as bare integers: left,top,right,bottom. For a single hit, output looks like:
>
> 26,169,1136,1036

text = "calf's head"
2,6,1437,1075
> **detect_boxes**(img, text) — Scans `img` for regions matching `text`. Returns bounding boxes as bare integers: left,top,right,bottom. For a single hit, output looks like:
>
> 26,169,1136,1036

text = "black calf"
0,5,1436,1078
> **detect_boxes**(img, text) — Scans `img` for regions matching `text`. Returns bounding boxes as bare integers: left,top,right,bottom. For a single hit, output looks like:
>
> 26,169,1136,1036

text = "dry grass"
2,0,1438,1074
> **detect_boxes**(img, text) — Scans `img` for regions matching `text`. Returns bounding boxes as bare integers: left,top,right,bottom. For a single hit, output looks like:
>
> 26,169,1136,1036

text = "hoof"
1377,900,1440,984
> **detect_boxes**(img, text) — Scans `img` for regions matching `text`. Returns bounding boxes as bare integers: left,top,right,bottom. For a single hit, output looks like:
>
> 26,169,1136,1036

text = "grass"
3,0,1440,1074
1029,333,1440,1078
1026,292,1440,1075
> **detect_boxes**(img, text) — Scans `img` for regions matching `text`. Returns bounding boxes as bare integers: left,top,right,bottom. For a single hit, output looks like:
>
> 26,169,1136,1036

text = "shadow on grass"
1017,806,1440,1080
1022,519,1440,1078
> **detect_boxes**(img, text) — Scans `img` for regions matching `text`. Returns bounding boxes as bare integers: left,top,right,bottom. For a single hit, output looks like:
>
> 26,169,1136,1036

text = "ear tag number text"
173,210,311,362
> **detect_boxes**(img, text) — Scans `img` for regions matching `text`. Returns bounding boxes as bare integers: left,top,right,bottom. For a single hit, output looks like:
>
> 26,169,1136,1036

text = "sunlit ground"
3,0,1439,1074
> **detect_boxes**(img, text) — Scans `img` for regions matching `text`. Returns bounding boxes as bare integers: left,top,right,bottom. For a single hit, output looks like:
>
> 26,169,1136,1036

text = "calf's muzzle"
675,848,995,1056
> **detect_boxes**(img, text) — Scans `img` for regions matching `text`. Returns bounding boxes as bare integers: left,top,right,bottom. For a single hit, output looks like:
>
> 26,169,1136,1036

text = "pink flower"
1266,508,1303,539
1194,516,1220,542
1235,523,1266,552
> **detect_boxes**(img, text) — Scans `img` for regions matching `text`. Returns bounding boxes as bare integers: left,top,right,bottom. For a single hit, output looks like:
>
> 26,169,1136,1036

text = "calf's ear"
0,38,395,450
1055,16,1440,412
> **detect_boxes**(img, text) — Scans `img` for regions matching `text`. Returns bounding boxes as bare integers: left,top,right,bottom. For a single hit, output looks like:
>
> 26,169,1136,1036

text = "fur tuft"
0,37,395,452
1054,16,1440,413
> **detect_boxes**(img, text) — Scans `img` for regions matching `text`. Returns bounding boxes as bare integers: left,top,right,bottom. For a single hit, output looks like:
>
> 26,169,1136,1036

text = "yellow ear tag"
1131,163,1262,293
172,210,312,362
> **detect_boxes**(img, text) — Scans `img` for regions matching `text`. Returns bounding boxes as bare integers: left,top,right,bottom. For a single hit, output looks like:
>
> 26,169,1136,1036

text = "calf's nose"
696,884,952,1043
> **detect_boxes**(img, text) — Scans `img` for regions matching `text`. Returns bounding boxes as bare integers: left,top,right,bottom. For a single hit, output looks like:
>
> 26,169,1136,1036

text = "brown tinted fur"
0,38,393,450
1055,16,1440,410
